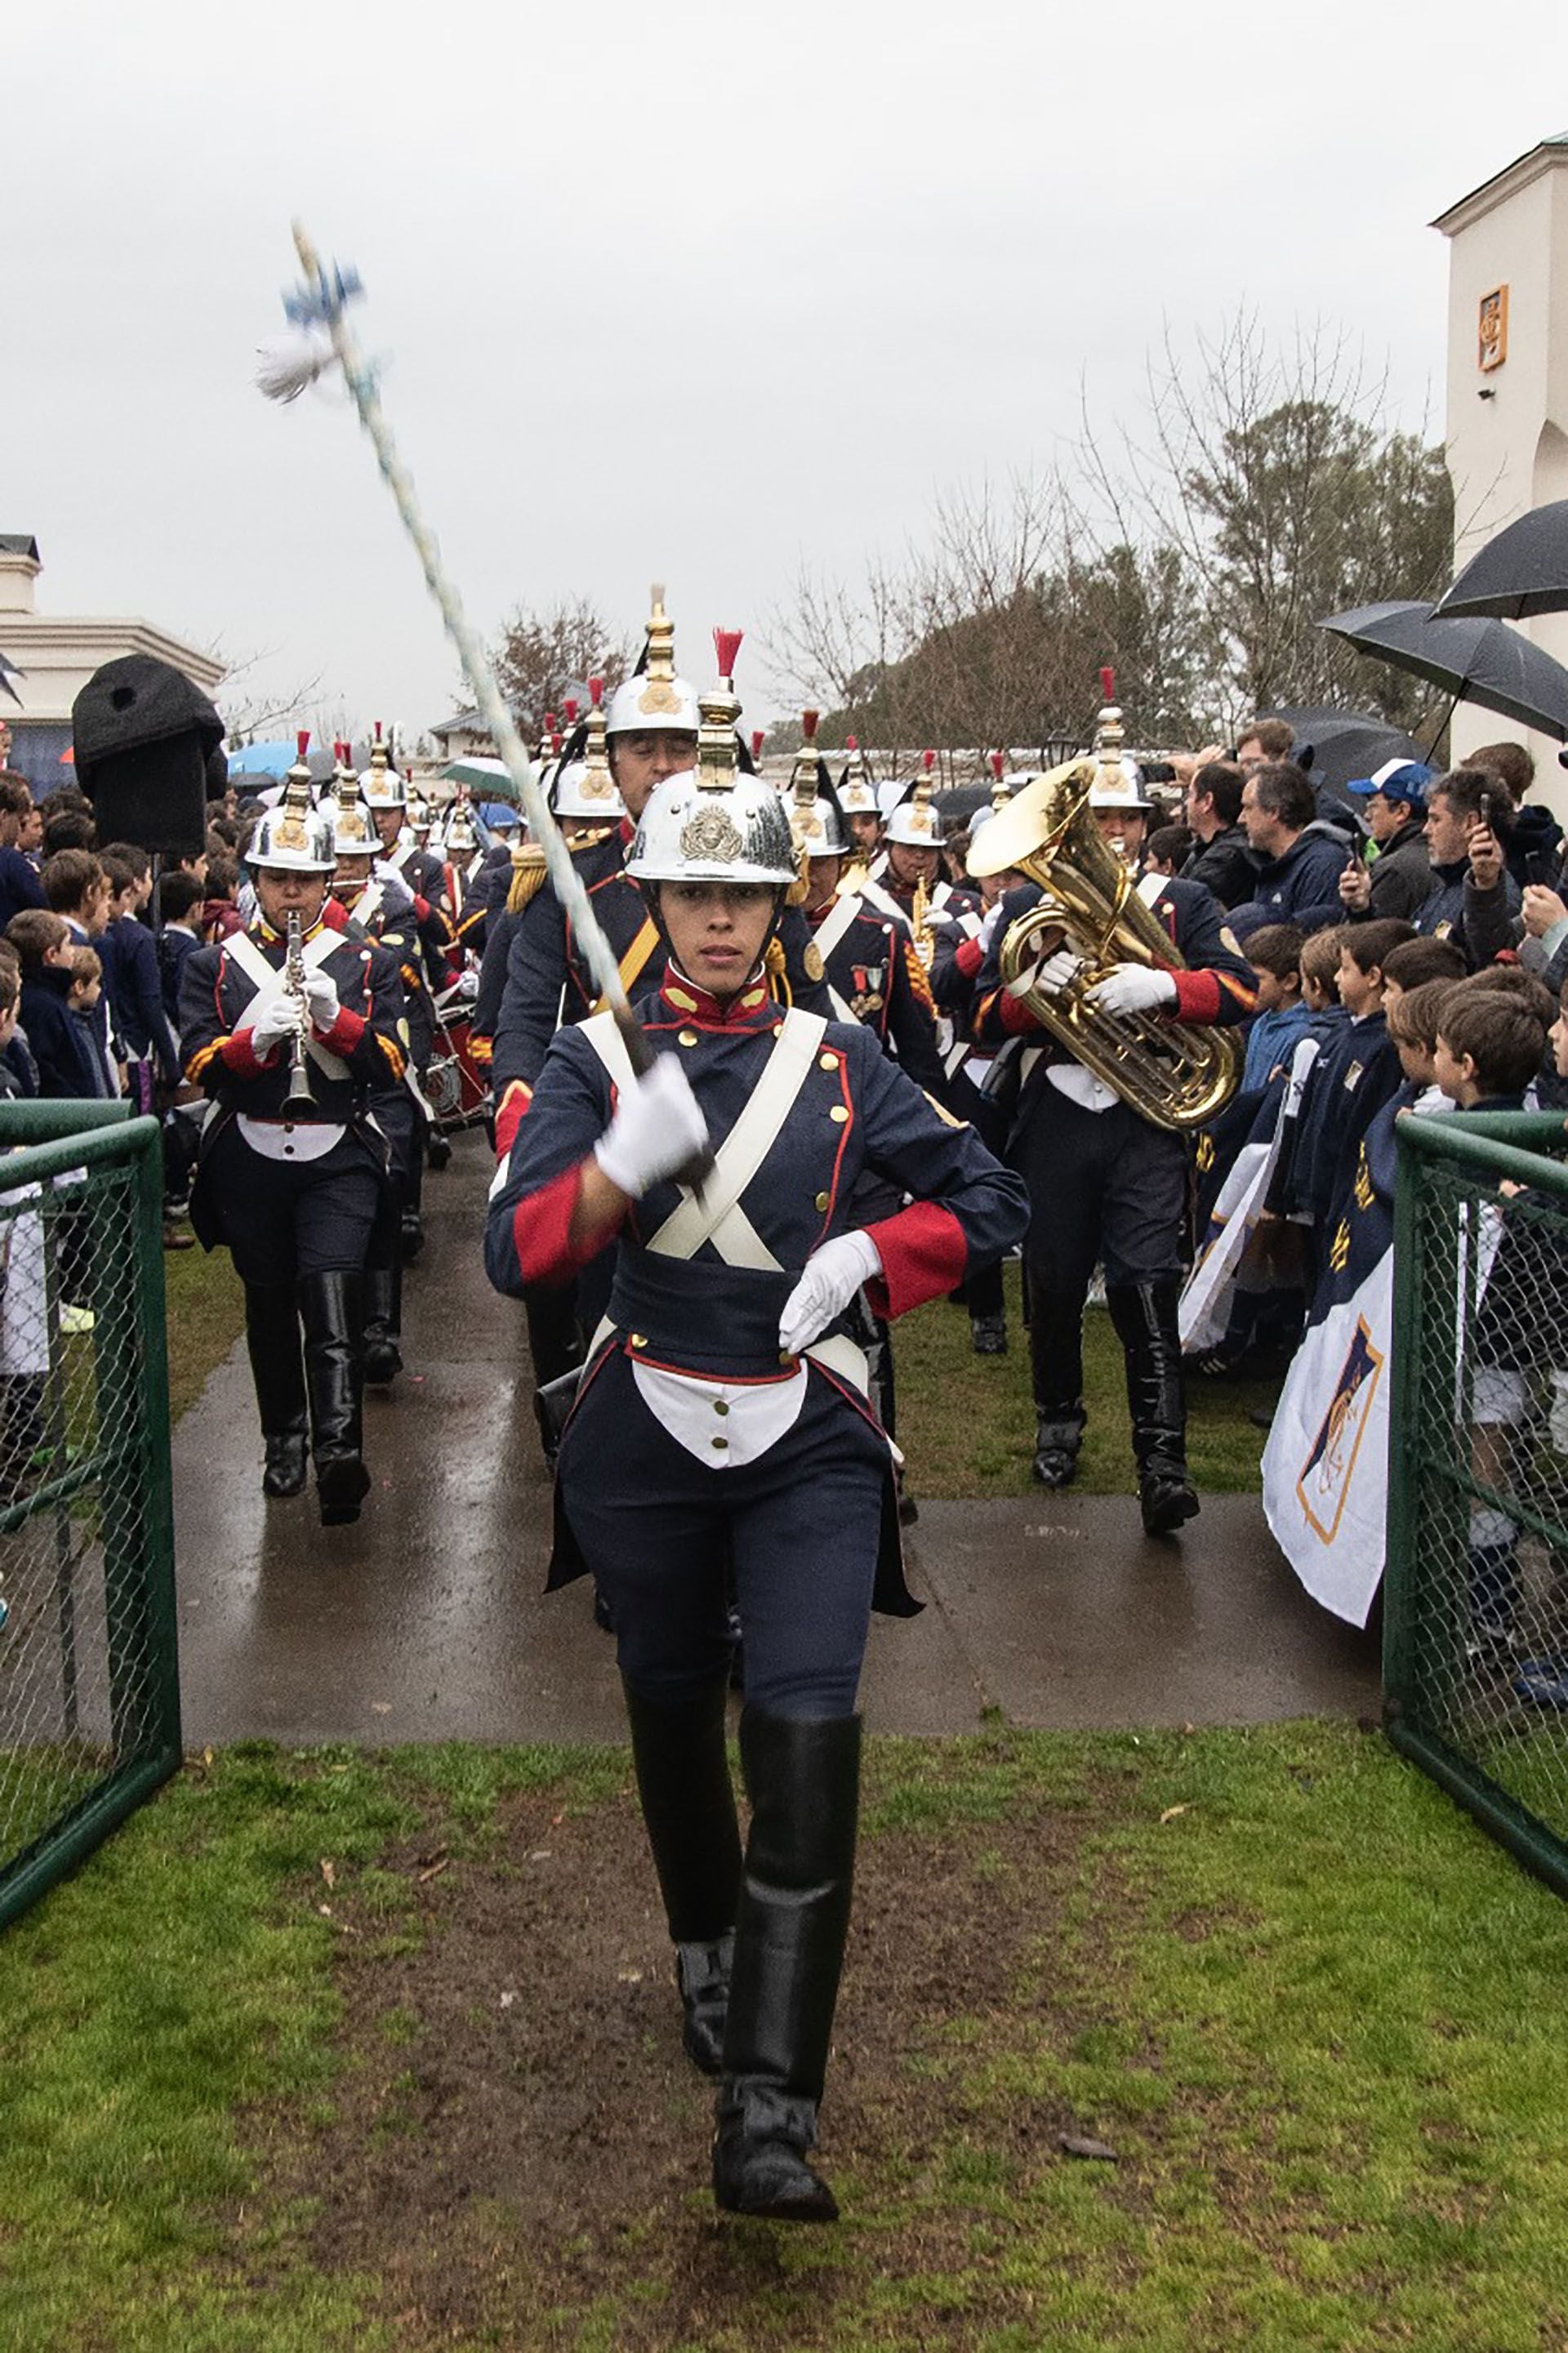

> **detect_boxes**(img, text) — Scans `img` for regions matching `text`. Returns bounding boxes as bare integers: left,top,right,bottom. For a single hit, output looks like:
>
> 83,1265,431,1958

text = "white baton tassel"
255,328,337,403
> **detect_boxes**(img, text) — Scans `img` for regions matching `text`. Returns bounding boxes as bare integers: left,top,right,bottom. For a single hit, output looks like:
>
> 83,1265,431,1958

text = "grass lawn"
2,1726,1566,2351
163,1241,244,1423
898,1263,1274,1500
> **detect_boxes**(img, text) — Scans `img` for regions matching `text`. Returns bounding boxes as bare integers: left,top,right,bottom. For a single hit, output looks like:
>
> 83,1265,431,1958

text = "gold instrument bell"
968,755,1241,1134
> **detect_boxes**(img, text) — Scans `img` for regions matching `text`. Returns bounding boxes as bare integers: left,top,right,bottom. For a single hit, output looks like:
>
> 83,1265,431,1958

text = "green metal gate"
0,1101,180,1932
1387,1109,1568,1896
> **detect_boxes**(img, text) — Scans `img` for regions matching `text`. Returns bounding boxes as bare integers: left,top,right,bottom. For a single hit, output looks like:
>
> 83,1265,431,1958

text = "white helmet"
795,796,849,857
838,735,878,815
1087,756,1150,811
359,724,406,810
551,759,625,821
249,738,336,871
605,586,701,738
884,782,946,848
628,769,796,886
330,793,378,859
443,800,478,856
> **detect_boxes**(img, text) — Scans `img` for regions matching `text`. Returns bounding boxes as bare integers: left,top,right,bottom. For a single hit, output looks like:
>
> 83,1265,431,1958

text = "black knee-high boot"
245,1281,308,1499
1107,1278,1198,1535
363,1259,403,1387
622,1677,743,2077
297,1271,371,1526
1027,1277,1087,1488
713,1709,861,2223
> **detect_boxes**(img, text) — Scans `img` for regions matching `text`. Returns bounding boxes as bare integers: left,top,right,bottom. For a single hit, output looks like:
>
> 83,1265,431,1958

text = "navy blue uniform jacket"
178,920,407,1127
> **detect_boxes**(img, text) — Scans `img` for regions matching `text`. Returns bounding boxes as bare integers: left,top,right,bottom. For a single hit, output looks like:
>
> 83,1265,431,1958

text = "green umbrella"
440,753,519,803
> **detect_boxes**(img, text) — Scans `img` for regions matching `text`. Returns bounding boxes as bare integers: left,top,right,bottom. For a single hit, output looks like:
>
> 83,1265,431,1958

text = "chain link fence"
1387,1111,1568,1896
0,1103,180,1932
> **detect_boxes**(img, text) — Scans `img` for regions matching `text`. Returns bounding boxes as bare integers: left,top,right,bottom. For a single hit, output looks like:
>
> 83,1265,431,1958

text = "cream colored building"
0,534,225,790
1434,133,1568,791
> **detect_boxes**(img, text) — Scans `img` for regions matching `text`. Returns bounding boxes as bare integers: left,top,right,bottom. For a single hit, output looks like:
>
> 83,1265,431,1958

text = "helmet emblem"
679,805,746,863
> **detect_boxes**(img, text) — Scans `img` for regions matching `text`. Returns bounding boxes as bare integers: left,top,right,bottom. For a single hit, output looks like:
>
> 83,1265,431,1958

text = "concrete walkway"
174,1137,1379,1747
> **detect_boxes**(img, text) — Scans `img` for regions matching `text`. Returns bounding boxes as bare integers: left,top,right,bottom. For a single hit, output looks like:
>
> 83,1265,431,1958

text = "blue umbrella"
226,738,301,778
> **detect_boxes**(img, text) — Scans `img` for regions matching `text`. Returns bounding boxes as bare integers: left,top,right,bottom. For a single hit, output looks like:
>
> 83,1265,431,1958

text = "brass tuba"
968,757,1241,1134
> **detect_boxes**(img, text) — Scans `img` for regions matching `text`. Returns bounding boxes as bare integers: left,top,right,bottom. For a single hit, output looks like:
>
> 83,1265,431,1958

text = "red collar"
658,966,774,1028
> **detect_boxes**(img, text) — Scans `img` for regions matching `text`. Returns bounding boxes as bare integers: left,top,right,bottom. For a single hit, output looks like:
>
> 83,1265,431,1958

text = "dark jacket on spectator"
1180,823,1258,911
1412,859,1519,966
18,968,102,1099
100,912,180,1084
2,1032,38,1099
1507,801,1564,890
1363,818,1437,922
158,925,201,1027
1229,822,1354,941
0,847,46,933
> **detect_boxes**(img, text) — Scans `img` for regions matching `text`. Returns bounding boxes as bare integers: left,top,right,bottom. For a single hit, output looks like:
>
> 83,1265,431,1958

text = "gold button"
678,1027,698,1047
830,1105,849,1124
629,1333,647,1349
814,1191,830,1212
710,1435,728,1451
819,1051,839,1071
779,1350,795,1366
714,1399,730,1417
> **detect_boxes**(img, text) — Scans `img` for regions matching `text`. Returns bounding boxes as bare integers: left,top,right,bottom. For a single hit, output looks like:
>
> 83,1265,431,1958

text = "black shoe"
317,1453,372,1526
1031,1413,1082,1489
714,1709,859,2225
677,1933,734,2078
970,1314,1008,1356
713,2082,839,2221
363,1262,403,1388
399,1212,425,1263
426,1130,452,1172
1140,1471,1200,1537
262,1432,308,1499
363,1336,403,1386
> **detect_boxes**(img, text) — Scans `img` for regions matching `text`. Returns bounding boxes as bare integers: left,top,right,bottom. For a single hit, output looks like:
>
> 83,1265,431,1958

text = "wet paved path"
174,1135,1379,1746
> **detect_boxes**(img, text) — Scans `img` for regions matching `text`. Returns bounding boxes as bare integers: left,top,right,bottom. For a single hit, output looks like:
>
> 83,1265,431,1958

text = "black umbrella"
1319,599,1568,745
1259,706,1420,796
1435,501,1568,622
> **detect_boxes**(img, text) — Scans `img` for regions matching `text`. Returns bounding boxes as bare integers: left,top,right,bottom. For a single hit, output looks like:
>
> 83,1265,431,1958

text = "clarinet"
283,911,315,1112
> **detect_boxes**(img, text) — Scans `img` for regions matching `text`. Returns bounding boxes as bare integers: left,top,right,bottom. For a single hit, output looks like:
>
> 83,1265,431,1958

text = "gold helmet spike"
696,628,744,795
577,676,619,807
790,709,822,813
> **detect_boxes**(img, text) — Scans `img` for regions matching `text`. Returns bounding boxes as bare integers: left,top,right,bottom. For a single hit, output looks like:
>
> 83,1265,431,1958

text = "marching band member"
179,739,407,1525
835,736,883,867
359,728,452,1251
968,706,1255,1535
485,680,1028,2222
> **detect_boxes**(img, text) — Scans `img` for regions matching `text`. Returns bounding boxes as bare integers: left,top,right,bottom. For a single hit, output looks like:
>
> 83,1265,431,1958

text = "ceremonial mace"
256,222,678,1106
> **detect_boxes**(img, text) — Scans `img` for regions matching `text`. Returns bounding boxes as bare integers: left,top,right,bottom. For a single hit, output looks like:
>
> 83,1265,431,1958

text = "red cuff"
220,1028,272,1078
863,1201,970,1319
320,1006,367,1055
322,898,350,931
1171,969,1222,1023
995,987,1042,1037
955,934,985,981
413,894,430,923
495,1081,532,1161
512,1160,625,1286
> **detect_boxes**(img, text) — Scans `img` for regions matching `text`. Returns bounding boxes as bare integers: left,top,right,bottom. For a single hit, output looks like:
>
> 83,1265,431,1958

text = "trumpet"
283,910,315,1113
909,872,936,968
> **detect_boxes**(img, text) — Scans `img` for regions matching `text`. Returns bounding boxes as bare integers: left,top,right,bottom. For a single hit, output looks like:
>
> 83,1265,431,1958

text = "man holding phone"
1337,761,1437,921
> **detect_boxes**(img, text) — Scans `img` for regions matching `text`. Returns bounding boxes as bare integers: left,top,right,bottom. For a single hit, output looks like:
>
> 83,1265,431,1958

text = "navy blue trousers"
199,1124,381,1282
559,1351,886,1717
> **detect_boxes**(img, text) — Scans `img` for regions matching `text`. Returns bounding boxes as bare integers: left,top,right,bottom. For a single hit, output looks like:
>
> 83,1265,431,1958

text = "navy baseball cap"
1344,760,1433,804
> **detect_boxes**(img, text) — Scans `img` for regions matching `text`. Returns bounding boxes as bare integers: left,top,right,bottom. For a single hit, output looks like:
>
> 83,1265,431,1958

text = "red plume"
713,627,744,680
922,748,936,774
589,675,604,707
373,720,383,743
990,750,1004,779
1099,666,1115,702
550,730,562,755
801,708,819,742
751,729,766,760
296,729,310,759
845,733,858,751
544,711,557,732
563,697,579,723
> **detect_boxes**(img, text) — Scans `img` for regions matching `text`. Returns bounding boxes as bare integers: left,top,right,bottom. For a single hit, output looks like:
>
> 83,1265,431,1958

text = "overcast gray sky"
9,0,1566,741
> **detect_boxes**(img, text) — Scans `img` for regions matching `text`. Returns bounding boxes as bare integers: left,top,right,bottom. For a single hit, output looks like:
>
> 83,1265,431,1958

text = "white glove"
978,902,1004,955
373,860,416,916
594,1055,710,1198
251,996,305,1055
1085,963,1178,1018
1006,945,1080,1001
304,969,341,1028
779,1230,883,1356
